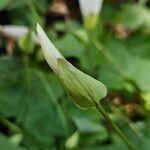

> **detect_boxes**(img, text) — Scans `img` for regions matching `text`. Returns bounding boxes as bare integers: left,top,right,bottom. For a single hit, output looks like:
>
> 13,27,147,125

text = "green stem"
93,100,135,150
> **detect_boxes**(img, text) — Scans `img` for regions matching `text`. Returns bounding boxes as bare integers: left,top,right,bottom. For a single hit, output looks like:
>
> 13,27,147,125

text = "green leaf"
6,0,35,10
0,56,65,147
57,59,107,109
18,70,65,147
0,0,10,10
101,38,150,92
72,28,89,44
53,22,66,32
125,57,150,92
54,33,85,59
0,56,24,117
98,68,124,90
119,4,150,31
73,117,105,134
82,143,128,150
47,74,64,99
0,133,24,150
18,31,35,53
65,131,80,149
36,24,107,109
141,93,150,110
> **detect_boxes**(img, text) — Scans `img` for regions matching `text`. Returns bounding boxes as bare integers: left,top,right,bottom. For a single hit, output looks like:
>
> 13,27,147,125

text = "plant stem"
93,100,135,150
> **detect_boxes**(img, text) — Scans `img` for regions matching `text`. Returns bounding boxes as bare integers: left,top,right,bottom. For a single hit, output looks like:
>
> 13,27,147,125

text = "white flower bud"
78,0,103,30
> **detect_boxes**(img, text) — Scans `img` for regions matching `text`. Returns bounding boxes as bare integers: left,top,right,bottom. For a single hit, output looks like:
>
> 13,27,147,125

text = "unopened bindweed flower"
36,24,107,109
79,0,103,30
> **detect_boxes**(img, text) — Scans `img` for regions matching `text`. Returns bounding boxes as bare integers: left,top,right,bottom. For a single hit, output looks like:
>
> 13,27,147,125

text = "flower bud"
79,0,103,30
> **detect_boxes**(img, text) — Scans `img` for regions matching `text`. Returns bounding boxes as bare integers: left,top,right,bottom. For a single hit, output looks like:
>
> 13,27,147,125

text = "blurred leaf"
82,143,128,150
0,56,24,117
28,2,44,26
18,31,35,53
18,69,65,147
35,48,45,62
72,29,89,44
101,38,150,92
126,34,150,59
82,137,150,150
53,22,66,32
54,33,85,59
0,133,24,150
142,138,150,150
10,8,35,26
112,114,144,149
47,74,64,99
125,57,150,92
65,131,79,149
0,0,36,10
81,42,103,71
99,68,124,90
73,117,105,134
141,93,150,110
119,4,150,31
0,0,10,10
0,56,65,147
73,117,107,147
6,0,35,10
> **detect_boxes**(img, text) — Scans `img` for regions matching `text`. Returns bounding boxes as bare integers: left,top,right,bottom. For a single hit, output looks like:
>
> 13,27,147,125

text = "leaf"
0,133,24,150
65,131,80,149
101,38,150,92
98,68,125,90
54,33,85,59
73,117,106,134
81,143,128,150
0,56,24,117
47,74,64,99
82,138,150,150
126,34,150,59
0,0,10,10
36,24,107,109
18,31,35,54
57,59,107,109
72,28,89,44
119,4,150,31
18,70,65,147
0,56,65,147
6,0,35,10
125,57,150,92
140,93,150,110
53,22,66,32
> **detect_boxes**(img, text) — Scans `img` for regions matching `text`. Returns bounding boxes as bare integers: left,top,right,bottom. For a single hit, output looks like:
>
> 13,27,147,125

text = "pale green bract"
36,24,107,109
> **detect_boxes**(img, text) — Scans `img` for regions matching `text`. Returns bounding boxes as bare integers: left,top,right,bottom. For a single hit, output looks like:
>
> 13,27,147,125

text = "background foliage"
0,0,150,149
